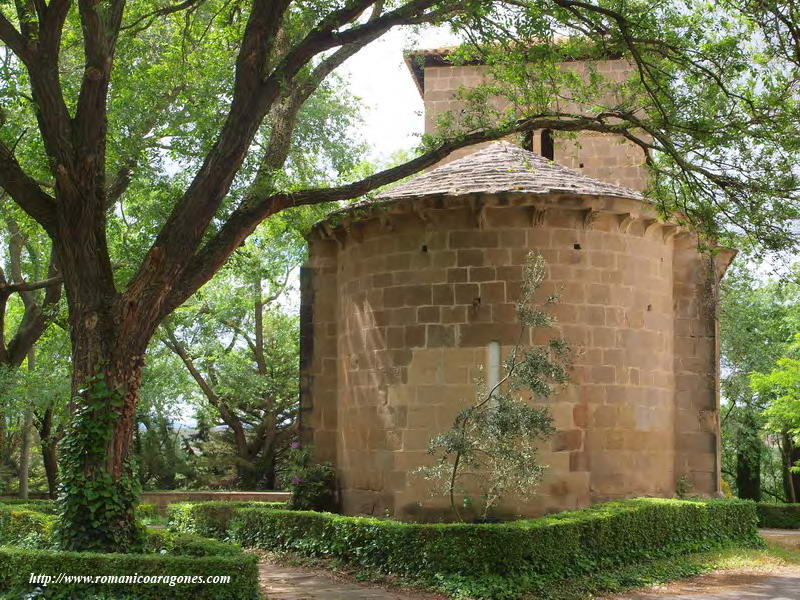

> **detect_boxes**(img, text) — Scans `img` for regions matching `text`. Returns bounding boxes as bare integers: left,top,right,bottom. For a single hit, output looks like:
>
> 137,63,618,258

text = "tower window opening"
522,130,534,152
541,129,554,160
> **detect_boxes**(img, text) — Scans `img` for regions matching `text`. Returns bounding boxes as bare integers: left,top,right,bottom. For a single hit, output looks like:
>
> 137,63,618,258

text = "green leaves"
56,373,143,553
228,498,762,599
419,253,570,520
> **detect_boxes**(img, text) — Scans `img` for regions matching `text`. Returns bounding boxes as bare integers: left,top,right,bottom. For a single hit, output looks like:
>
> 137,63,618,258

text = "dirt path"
259,561,446,600
604,567,800,599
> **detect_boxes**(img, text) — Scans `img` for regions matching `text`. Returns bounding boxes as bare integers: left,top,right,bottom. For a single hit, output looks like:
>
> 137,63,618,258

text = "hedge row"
167,501,287,538
757,503,800,529
0,546,259,599
143,530,244,557
0,500,156,520
0,506,56,547
225,498,761,584
0,504,258,598
0,504,245,558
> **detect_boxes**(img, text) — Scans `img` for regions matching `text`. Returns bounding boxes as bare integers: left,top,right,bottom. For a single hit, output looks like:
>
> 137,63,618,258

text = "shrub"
167,501,286,538
143,530,243,557
756,503,800,529
285,444,336,511
227,498,761,597
135,503,158,522
0,506,56,548
0,499,56,513
0,546,259,599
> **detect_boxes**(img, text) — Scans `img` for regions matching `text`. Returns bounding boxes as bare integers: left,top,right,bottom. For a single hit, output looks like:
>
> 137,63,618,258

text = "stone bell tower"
298,49,734,520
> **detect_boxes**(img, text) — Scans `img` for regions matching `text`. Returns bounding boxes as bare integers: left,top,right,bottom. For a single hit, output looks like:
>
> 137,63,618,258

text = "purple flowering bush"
285,443,336,511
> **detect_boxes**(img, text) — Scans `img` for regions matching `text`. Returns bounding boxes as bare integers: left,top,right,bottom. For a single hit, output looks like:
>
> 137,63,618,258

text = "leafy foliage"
719,261,800,501
166,501,287,538
756,503,800,529
56,375,143,552
227,498,761,599
285,444,336,512
418,253,569,520
753,337,800,444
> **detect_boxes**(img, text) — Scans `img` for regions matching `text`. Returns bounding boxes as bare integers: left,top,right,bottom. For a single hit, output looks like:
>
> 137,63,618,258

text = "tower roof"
376,142,644,201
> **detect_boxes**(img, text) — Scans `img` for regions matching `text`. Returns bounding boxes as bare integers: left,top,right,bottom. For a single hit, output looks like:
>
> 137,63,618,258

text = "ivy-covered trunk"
58,347,146,551
56,269,154,552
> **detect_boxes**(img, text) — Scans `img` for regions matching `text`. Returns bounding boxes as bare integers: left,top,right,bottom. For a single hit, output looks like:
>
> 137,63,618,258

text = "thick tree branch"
6,275,62,293
0,216,62,366
0,140,57,230
74,0,127,161
166,112,641,310
6,255,61,367
127,0,442,313
0,11,31,61
161,327,249,455
121,0,207,33
122,0,294,312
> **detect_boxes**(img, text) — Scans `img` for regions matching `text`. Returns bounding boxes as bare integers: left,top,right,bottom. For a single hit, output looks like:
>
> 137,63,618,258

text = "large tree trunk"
261,444,277,490
735,409,763,502
37,406,59,499
236,459,260,490
42,440,59,499
18,410,33,500
57,284,154,551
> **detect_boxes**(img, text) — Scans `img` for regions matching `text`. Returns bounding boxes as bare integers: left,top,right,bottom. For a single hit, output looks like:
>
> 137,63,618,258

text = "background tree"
131,340,196,491
1,0,800,549
752,334,800,503
162,294,300,490
720,260,800,502
0,206,64,497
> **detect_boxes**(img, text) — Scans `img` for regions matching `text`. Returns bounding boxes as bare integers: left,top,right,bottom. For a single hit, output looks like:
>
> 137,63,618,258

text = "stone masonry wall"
299,241,339,463
301,194,722,519
422,61,649,192
672,238,732,495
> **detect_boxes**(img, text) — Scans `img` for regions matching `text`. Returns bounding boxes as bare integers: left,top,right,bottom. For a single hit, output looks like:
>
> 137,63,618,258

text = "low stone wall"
141,491,291,515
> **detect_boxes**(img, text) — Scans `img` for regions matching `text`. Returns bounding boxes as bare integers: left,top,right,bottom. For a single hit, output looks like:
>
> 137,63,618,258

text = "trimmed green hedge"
0,498,52,505
143,530,244,557
0,546,259,599
136,503,158,521
0,504,245,557
0,499,56,513
226,498,760,590
167,501,287,538
757,503,800,529
0,506,56,548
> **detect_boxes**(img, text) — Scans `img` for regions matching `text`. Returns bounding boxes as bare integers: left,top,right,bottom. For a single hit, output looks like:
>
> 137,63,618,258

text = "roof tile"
376,142,643,201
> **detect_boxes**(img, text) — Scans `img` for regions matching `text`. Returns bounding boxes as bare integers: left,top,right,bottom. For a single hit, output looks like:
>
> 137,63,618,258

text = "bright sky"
271,28,461,319
338,27,460,161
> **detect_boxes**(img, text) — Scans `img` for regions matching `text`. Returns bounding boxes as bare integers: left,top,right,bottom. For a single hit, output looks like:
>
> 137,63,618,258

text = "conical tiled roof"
376,142,643,201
